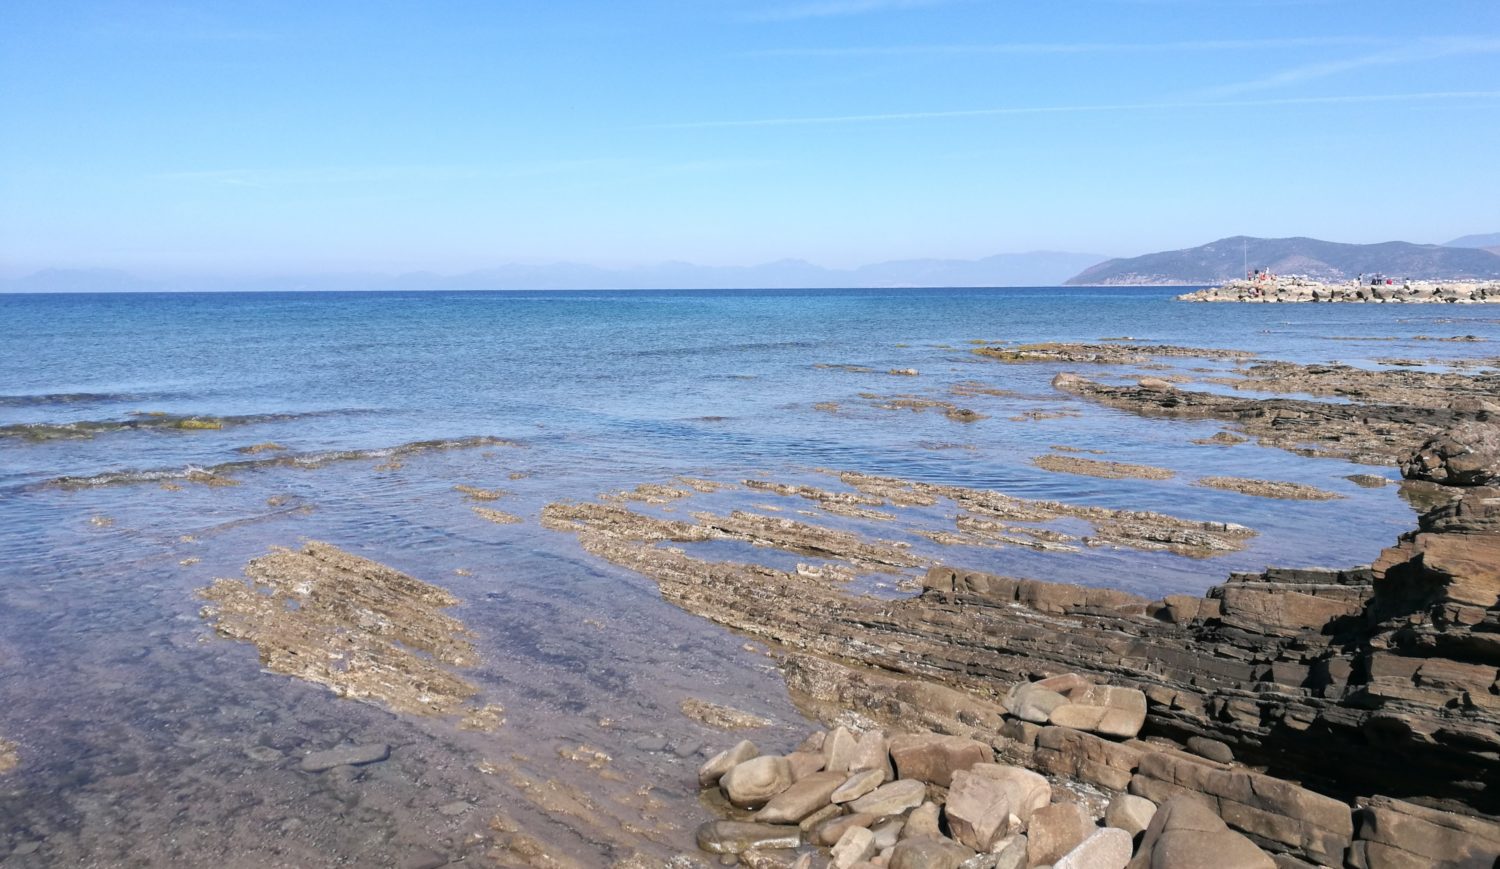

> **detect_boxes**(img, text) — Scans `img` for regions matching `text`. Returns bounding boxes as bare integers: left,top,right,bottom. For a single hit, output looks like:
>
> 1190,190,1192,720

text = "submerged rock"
695,820,801,854
1193,476,1341,501
680,698,771,730
198,542,493,719
300,743,390,772
1032,454,1175,481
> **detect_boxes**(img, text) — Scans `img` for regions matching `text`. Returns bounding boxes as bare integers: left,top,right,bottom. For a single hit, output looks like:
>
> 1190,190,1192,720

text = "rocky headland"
1178,277,1500,304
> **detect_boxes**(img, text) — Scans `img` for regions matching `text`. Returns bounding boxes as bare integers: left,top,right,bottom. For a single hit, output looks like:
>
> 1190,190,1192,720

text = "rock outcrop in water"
1051,371,1481,466
199,541,503,725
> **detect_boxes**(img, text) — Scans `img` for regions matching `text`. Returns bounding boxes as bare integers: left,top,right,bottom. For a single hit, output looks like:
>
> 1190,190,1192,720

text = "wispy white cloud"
747,0,957,22
149,158,774,189
151,161,627,188
645,90,1500,129
1194,37,1500,98
747,35,1391,57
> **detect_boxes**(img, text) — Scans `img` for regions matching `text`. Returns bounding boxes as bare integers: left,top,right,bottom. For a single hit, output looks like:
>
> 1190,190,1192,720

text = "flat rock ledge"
1179,277,1500,304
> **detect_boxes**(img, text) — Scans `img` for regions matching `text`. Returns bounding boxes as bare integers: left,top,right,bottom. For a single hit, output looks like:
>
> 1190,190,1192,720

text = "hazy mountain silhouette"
1066,236,1500,285
2,251,1107,293
1446,232,1500,248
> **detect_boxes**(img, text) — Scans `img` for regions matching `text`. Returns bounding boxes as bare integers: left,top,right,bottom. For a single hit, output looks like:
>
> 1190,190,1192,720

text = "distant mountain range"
10,235,1500,291
0,251,1107,293
1446,232,1500,250
1065,236,1500,285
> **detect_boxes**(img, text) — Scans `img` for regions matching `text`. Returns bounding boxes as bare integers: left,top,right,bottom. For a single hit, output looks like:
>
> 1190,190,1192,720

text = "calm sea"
1,287,1496,865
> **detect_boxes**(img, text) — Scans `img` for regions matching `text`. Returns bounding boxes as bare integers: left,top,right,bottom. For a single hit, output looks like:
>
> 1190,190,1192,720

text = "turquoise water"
1,287,1497,865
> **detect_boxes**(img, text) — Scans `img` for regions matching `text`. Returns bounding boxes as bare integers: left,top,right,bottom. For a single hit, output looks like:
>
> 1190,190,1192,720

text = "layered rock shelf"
532,340,1500,865
541,419,1500,865
1178,277,1500,304
658,424,1500,866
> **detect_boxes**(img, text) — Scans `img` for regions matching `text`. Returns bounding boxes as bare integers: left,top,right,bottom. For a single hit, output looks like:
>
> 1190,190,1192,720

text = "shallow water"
1,287,1497,866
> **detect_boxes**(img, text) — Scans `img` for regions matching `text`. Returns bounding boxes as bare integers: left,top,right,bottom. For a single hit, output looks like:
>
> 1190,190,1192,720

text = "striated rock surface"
972,342,1252,365
1052,371,1485,465
1349,795,1500,868
198,541,496,720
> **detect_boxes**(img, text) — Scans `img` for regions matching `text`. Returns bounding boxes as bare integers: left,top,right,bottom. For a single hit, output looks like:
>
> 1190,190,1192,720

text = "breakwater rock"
1178,277,1500,304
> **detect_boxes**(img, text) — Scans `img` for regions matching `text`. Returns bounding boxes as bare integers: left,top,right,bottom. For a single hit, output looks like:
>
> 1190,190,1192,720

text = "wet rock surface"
1402,421,1500,486
1051,371,1485,466
971,343,1253,365
0,738,15,774
1193,476,1341,500
1031,455,1175,481
199,541,497,720
48,435,520,489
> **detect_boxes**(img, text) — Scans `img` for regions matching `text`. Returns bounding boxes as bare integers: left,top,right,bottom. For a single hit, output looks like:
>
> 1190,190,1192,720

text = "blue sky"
2,0,1498,276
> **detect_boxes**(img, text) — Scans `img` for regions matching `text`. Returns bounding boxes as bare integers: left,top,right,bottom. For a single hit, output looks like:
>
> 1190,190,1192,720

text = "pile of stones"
694,713,1290,869
694,664,1500,868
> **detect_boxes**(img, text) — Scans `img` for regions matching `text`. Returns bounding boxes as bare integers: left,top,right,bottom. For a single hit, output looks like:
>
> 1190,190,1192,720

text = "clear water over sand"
2,287,1497,866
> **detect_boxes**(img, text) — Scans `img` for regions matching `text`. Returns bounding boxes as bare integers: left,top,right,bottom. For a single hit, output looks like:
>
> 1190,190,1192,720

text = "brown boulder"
1049,684,1148,738
813,812,879,847
1034,726,1143,791
695,820,803,855
1027,802,1093,866
1105,794,1158,837
1127,797,1273,869
830,767,886,804
699,739,759,787
847,779,926,816
1055,826,1133,869
721,755,794,808
1129,751,1352,866
945,769,1017,851
888,836,976,869
757,770,847,823
888,733,991,787
824,725,860,773
969,763,1051,825
786,749,827,781
849,729,893,781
